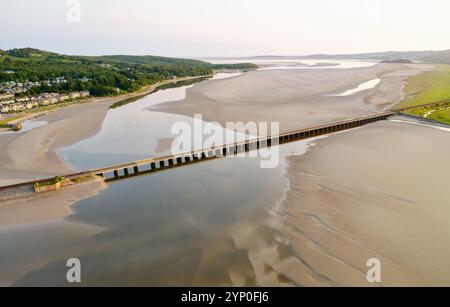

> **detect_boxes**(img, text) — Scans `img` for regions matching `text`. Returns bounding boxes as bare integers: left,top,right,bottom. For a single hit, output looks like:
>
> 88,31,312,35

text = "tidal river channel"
0,72,327,286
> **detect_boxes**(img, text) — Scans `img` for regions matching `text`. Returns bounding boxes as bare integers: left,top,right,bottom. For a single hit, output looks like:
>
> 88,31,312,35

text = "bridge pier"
54,113,394,184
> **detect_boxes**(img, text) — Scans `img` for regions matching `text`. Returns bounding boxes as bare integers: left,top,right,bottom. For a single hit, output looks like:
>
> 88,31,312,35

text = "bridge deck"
0,111,397,191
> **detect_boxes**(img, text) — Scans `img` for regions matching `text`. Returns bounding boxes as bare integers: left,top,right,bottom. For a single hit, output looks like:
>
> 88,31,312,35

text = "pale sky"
1,0,449,57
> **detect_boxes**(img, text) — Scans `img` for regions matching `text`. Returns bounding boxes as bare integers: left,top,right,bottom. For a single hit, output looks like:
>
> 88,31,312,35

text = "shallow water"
0,71,316,286
58,73,246,170
0,138,319,286
332,78,381,96
0,69,326,286
204,58,378,70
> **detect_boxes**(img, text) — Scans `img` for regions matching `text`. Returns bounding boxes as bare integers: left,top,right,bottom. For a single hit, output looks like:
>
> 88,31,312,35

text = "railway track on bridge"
0,111,395,192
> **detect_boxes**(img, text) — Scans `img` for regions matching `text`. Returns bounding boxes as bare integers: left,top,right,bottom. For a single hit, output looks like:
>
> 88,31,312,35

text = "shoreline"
0,176,107,229
151,63,433,133
0,75,211,186
0,64,433,231
277,118,450,286
0,75,211,229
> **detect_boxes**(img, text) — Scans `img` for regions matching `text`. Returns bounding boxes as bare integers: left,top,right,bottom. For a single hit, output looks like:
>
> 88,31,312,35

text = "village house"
0,93,14,101
0,99,14,105
69,92,81,99
58,94,70,102
10,103,25,112
16,97,30,102
80,90,90,97
1,105,11,113
0,91,91,115
39,98,51,106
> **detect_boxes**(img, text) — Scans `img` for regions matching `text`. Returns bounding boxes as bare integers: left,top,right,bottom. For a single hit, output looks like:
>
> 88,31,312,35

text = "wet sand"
0,77,206,229
0,176,106,229
0,76,207,186
276,118,450,286
151,63,432,133
0,61,447,286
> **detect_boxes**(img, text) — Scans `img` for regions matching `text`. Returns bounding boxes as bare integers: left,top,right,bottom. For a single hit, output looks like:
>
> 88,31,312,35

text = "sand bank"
0,176,106,229
276,119,450,286
0,76,207,186
151,63,432,133
0,77,207,227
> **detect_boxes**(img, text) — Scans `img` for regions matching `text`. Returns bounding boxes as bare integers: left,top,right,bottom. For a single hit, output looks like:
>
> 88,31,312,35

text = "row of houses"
0,93,14,101
0,91,90,113
0,80,41,95
0,77,71,95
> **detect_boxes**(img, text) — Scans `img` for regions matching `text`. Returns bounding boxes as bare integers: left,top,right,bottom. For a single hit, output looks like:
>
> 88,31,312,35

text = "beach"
1,62,448,286
277,118,450,286
152,63,431,133
0,64,432,230
0,77,207,228
0,76,209,186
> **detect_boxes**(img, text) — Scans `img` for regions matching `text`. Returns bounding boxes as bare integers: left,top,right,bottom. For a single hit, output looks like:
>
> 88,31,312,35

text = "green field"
395,65,450,125
396,65,450,109
428,107,450,125
405,101,450,125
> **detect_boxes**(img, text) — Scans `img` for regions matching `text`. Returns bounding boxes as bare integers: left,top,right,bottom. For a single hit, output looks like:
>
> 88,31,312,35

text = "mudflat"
276,118,450,286
151,63,431,133
0,77,206,186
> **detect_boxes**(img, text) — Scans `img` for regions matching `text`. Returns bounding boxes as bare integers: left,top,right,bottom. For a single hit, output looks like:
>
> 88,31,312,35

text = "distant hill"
5,48,60,58
298,50,450,64
0,48,257,97
78,54,213,68
422,50,450,64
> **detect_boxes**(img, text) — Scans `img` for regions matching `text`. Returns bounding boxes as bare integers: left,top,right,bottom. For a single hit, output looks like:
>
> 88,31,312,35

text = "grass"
71,173,97,183
405,101,450,125
0,114,22,125
395,65,450,125
34,176,65,187
395,65,450,110
430,108,450,125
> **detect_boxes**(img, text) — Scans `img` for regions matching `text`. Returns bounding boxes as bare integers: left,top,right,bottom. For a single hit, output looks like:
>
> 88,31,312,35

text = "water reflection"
1,140,315,286
57,72,245,170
